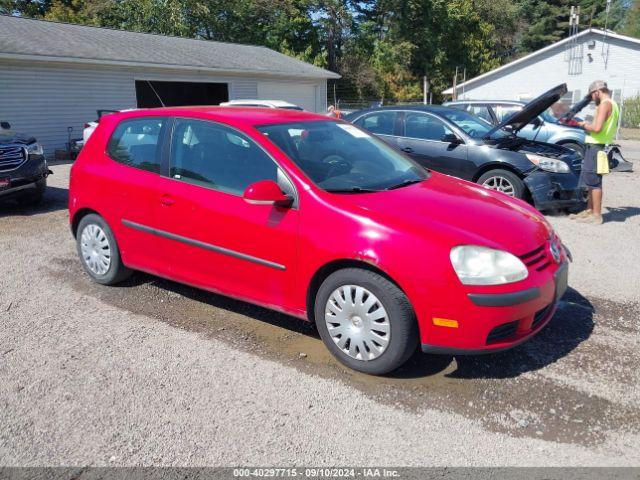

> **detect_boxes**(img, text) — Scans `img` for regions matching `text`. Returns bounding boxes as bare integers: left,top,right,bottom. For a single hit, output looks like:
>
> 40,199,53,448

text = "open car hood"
485,83,568,138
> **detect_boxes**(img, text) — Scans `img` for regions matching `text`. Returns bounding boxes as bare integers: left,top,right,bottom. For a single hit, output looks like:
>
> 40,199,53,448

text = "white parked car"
83,109,136,143
219,99,304,110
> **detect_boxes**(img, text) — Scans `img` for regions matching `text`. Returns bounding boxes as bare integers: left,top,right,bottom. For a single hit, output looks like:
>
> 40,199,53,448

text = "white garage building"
0,15,339,156
443,28,640,119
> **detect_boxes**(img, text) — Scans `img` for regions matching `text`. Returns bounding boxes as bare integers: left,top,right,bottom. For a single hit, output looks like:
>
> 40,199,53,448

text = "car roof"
106,106,329,126
222,99,299,107
344,104,460,119
445,100,526,106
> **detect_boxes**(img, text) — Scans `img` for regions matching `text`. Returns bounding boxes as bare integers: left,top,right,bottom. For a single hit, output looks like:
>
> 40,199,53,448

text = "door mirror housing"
531,117,542,128
243,180,293,208
0,121,10,130
442,133,463,144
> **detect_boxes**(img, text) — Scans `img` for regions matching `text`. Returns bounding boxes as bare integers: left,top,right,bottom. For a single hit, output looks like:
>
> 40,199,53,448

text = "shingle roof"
0,15,340,79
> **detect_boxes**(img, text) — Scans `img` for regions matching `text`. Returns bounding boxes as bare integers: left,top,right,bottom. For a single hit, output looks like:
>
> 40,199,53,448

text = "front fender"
547,128,585,146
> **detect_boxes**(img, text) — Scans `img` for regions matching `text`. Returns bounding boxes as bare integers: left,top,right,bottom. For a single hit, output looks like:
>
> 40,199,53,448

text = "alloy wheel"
324,285,390,361
482,176,515,196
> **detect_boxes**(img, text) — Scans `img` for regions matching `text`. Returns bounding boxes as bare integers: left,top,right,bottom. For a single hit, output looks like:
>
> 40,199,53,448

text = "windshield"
437,109,510,139
257,121,428,192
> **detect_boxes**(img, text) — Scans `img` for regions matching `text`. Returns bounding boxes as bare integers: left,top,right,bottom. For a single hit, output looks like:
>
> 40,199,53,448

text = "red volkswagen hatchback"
69,107,569,375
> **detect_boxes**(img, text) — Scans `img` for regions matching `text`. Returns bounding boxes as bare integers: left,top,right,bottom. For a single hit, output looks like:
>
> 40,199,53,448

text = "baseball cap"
588,80,608,94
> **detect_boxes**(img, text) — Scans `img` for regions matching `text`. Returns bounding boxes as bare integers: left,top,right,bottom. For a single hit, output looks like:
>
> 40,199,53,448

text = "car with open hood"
444,93,586,155
0,121,50,205
344,84,586,212
69,107,570,375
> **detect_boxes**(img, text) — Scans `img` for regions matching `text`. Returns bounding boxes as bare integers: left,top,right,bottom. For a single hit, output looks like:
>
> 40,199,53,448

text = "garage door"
257,82,318,112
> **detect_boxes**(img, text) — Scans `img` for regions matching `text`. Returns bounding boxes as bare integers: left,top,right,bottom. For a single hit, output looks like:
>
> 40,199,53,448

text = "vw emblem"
549,242,561,263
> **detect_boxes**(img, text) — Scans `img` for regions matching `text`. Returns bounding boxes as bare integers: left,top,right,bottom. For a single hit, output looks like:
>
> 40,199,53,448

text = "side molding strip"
122,219,286,271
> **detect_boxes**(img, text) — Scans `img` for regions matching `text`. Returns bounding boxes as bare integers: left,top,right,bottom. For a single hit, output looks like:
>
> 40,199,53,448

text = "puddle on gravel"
49,257,640,448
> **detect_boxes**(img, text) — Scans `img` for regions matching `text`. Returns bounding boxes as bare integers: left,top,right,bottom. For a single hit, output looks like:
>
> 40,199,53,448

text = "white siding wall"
0,60,328,157
457,32,640,119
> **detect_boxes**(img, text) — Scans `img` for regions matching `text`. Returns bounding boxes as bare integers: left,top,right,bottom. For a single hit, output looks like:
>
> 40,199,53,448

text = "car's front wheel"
477,169,526,199
315,268,418,375
76,213,132,285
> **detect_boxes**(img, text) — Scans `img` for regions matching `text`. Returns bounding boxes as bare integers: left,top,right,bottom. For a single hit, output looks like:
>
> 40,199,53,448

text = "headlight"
26,143,44,156
450,245,528,285
525,153,570,173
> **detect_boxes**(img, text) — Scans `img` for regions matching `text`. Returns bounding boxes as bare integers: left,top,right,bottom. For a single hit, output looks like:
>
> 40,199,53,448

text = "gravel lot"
1,143,639,466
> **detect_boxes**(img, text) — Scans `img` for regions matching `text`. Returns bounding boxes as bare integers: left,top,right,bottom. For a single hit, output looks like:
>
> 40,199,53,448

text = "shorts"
579,144,604,189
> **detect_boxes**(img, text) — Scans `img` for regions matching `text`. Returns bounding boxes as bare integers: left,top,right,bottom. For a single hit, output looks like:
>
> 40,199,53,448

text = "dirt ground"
0,144,638,466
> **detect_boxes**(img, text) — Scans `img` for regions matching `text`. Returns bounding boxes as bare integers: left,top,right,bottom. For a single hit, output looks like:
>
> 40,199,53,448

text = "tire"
560,142,585,156
18,178,46,206
477,169,526,199
76,213,132,285
314,268,418,375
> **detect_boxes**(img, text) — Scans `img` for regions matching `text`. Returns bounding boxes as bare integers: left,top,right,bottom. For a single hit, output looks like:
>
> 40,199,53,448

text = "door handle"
160,194,175,206
401,147,414,153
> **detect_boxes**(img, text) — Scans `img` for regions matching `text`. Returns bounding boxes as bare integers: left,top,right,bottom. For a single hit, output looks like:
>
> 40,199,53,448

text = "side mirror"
243,180,293,208
531,117,542,128
0,121,10,130
442,133,463,144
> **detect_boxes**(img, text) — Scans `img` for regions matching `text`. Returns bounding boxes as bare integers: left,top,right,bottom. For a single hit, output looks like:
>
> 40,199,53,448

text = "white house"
0,15,339,156
443,28,640,119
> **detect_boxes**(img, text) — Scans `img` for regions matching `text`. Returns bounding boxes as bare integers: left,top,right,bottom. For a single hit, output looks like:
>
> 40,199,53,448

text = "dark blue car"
344,84,586,212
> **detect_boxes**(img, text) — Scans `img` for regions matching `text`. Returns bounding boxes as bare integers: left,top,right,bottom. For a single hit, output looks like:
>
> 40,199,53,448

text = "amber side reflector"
432,318,459,328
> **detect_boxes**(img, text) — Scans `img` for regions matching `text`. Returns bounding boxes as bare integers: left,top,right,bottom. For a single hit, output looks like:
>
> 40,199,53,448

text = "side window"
170,119,278,195
404,113,453,141
466,105,493,124
494,105,522,123
107,117,164,173
353,112,398,136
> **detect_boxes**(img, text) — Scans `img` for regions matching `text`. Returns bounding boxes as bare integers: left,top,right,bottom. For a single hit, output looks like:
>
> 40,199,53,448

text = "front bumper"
0,154,49,199
524,170,586,210
420,258,569,355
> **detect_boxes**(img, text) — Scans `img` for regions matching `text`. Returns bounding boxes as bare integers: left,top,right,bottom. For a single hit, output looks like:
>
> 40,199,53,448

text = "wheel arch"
71,208,102,238
305,258,407,325
472,162,525,183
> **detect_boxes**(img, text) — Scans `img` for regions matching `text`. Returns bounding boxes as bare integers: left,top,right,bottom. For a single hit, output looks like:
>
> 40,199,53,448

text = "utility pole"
423,75,429,105
452,66,458,100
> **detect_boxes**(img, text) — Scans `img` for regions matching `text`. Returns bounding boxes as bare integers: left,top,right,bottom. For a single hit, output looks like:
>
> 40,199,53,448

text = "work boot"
577,214,603,225
569,209,592,220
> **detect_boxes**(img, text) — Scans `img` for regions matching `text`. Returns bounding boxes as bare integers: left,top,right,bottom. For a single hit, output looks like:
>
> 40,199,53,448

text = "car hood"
486,84,568,138
0,129,35,145
336,173,553,254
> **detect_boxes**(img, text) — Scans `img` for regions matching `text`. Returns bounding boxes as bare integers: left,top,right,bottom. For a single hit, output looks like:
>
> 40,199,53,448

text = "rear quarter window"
107,117,165,173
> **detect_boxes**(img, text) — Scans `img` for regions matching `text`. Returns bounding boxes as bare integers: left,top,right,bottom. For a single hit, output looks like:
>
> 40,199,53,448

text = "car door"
351,111,402,149
396,111,467,177
105,116,167,275
155,117,300,310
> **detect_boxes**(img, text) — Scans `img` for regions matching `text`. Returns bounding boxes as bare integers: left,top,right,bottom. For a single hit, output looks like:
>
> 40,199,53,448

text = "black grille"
486,320,518,344
519,244,551,271
532,303,553,330
0,145,27,171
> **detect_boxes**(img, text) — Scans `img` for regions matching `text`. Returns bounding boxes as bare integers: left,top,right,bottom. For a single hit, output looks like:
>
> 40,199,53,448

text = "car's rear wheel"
477,169,525,199
314,268,418,375
76,214,132,285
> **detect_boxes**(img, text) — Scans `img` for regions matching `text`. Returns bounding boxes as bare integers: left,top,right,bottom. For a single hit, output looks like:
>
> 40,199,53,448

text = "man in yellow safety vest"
571,80,620,225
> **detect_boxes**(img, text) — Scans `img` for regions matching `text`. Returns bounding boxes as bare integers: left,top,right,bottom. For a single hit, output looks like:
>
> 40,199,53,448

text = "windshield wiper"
385,179,424,190
325,187,382,193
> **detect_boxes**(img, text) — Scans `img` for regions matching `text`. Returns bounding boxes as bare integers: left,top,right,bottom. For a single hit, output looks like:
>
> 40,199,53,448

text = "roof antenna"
146,80,166,107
